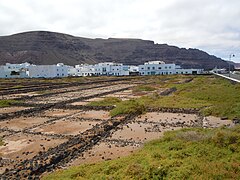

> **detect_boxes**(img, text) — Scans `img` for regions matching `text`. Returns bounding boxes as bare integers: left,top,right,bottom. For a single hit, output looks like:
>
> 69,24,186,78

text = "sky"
0,0,240,62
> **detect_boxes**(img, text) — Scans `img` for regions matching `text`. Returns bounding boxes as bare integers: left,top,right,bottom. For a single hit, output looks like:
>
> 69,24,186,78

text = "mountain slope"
0,31,228,69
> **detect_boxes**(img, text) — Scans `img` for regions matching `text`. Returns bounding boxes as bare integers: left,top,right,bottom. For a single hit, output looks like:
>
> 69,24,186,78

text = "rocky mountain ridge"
0,31,229,70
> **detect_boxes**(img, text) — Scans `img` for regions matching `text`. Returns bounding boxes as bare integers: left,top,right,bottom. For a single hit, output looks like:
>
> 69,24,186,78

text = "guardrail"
212,72,240,83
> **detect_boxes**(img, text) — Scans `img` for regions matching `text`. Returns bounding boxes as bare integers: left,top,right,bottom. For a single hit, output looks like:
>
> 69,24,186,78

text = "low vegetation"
110,99,145,117
149,76,240,119
44,125,240,180
108,75,240,119
87,97,121,106
133,85,156,92
0,99,21,108
0,138,3,146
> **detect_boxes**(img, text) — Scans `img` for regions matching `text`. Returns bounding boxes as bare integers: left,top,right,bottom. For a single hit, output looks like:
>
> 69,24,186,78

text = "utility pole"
229,54,235,77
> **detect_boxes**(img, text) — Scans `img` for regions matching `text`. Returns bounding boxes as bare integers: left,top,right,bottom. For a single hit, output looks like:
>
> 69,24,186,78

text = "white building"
0,66,6,78
0,62,30,78
75,64,96,76
93,62,129,76
71,62,130,77
139,61,203,75
28,63,68,78
67,65,78,76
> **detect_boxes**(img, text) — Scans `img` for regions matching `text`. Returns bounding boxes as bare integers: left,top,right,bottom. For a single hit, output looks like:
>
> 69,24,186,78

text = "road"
222,73,240,81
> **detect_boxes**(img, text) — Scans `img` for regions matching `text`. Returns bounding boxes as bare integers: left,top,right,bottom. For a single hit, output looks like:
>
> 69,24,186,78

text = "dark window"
158,67,161,69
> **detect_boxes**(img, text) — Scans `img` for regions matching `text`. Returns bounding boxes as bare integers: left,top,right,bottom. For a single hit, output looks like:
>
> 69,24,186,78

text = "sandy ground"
41,109,81,117
78,110,110,120
103,90,142,101
1,92,42,100
26,84,133,104
32,119,99,135
68,141,140,166
136,112,198,125
85,97,105,102
0,133,67,161
70,101,89,106
110,122,181,142
203,116,233,128
0,106,32,114
0,117,51,130
0,131,11,137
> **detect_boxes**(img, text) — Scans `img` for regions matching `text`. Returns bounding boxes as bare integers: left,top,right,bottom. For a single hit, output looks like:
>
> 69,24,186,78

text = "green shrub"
0,138,3,146
0,100,21,107
43,126,240,180
110,99,146,116
133,85,156,92
88,97,121,106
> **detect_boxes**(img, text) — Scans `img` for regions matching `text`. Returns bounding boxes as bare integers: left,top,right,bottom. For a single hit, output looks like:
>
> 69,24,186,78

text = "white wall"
28,64,68,78
0,66,7,78
139,61,203,76
73,62,130,76
139,63,176,75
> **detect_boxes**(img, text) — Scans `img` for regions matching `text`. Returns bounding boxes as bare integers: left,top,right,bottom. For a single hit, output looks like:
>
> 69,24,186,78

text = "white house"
0,62,29,78
75,64,96,76
93,62,129,76
28,63,68,78
71,62,130,77
139,61,203,75
67,65,78,76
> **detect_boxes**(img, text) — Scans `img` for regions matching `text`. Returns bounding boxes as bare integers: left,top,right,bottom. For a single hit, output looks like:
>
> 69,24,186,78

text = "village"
0,61,203,78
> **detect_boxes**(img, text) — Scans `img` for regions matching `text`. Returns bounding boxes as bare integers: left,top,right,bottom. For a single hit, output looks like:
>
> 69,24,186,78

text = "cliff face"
0,31,228,69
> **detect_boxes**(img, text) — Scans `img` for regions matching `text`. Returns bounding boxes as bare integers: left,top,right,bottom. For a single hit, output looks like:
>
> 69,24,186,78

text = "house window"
152,67,155,70
165,67,167,69
147,67,150,70
158,67,161,69
141,68,144,70
169,66,171,69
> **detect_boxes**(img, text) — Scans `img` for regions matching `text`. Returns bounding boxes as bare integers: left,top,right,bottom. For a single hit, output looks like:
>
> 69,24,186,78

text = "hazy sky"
0,0,239,62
